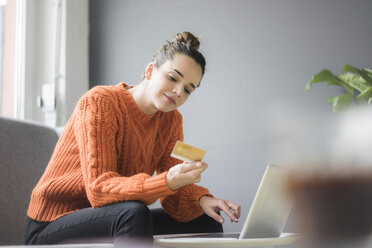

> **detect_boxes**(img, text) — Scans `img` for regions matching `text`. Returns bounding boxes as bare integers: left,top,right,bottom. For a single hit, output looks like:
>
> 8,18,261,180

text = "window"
0,0,26,118
0,0,26,119
0,1,4,114
0,0,15,116
1,0,88,125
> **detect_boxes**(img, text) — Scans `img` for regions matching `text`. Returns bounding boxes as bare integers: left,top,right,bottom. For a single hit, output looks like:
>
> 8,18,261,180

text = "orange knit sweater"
27,82,211,223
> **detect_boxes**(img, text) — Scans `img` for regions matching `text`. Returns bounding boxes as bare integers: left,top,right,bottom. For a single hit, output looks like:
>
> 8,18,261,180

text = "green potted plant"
305,64,372,112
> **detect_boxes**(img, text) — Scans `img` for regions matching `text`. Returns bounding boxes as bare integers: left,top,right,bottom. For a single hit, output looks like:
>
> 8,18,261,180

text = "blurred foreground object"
267,107,372,247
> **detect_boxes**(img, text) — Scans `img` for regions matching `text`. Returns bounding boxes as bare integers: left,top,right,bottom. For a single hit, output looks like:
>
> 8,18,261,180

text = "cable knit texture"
27,82,212,222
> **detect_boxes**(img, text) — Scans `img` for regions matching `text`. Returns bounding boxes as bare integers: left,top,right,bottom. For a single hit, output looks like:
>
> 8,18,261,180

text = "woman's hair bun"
149,31,206,80
171,31,200,50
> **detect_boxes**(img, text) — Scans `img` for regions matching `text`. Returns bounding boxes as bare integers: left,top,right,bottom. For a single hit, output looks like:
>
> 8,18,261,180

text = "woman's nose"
172,85,182,97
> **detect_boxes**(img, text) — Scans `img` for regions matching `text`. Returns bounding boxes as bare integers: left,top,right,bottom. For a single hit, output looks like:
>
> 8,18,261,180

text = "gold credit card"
171,141,206,162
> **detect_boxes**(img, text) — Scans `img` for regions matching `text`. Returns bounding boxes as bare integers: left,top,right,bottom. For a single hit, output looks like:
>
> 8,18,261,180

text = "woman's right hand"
166,161,208,190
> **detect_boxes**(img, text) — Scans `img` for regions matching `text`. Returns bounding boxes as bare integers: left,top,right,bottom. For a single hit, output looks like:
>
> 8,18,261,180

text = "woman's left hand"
199,196,241,224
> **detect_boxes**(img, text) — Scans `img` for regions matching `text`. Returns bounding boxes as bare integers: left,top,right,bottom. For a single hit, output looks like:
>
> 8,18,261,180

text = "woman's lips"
163,94,176,105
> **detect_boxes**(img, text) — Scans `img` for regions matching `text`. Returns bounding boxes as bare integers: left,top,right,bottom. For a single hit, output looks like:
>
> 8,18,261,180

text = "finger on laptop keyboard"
218,199,238,222
209,209,225,224
227,201,241,219
199,196,226,224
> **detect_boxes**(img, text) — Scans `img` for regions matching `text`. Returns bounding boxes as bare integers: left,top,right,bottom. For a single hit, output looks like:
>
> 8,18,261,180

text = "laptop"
154,164,299,247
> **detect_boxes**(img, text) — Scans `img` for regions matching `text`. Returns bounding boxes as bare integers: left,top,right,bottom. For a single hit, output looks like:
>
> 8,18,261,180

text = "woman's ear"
145,63,154,80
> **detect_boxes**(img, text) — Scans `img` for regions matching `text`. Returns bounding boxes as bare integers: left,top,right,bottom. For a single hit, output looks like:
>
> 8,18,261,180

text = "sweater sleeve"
74,93,175,208
157,113,213,223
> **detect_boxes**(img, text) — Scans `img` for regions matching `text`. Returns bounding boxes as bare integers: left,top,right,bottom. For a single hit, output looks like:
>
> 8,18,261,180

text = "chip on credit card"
170,141,206,162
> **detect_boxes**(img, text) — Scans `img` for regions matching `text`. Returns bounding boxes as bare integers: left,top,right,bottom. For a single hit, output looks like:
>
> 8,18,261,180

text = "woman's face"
148,53,203,113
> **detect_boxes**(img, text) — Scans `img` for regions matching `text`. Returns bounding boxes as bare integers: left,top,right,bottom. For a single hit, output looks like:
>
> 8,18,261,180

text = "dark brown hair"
147,32,206,81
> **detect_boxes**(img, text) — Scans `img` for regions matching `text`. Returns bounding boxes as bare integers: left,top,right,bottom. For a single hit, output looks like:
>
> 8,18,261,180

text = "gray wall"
89,0,372,232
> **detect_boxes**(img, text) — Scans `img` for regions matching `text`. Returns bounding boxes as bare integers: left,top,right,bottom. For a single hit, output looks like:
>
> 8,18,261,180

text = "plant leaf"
337,73,368,93
342,64,372,87
305,69,353,93
327,93,353,112
356,87,372,104
305,70,339,93
363,68,372,81
305,70,334,93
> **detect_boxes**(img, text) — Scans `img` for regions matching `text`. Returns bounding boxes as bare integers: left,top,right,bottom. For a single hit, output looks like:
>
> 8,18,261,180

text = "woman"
25,32,241,245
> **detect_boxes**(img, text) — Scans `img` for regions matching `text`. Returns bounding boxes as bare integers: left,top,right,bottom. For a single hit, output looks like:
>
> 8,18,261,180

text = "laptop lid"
239,164,293,239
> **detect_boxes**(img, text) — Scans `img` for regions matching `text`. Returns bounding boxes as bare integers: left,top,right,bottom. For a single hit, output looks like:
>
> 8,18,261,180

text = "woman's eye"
168,75,177,82
184,88,191,95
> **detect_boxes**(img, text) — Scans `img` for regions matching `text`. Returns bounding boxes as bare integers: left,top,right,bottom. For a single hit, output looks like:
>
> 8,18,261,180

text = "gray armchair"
0,116,59,245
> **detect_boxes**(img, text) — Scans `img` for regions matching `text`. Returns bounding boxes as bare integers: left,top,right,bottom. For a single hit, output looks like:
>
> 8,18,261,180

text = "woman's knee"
113,201,153,237
122,201,151,222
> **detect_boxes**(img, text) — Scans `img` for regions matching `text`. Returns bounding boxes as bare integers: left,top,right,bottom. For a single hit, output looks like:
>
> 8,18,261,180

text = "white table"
154,232,301,248
0,245,113,248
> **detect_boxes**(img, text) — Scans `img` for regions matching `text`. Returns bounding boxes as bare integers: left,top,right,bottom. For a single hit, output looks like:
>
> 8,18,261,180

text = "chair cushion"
0,116,59,245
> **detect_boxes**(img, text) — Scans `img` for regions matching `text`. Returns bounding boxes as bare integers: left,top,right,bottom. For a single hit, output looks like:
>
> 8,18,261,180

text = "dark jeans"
25,201,223,246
